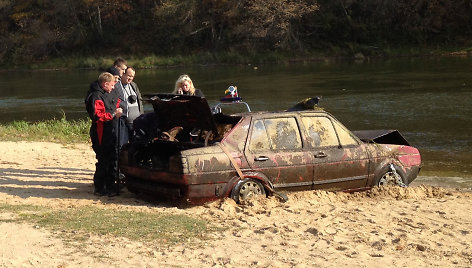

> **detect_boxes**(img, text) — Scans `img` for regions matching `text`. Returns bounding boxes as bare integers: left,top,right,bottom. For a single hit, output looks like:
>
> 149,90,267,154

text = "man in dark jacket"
85,72,123,196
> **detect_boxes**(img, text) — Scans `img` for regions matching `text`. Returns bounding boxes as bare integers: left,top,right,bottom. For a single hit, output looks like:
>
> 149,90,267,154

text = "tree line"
1,0,471,63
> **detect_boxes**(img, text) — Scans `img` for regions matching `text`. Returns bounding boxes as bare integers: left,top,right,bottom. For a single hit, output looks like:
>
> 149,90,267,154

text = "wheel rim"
238,180,264,201
378,171,402,186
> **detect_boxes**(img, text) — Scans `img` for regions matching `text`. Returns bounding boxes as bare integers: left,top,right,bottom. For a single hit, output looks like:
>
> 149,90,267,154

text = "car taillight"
168,155,189,173
397,146,421,167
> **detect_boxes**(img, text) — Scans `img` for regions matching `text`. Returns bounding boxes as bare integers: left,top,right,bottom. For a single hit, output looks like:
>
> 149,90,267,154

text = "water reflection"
0,57,471,185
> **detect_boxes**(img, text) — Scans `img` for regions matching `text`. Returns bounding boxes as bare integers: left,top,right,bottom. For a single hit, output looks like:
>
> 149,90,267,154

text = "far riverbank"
3,47,472,71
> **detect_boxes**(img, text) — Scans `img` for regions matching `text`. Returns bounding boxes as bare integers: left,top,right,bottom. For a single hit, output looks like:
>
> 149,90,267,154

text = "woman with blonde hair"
172,74,204,97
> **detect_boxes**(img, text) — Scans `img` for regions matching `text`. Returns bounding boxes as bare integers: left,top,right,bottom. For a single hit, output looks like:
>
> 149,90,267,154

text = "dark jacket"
129,81,144,113
181,88,204,97
85,81,121,145
194,88,204,97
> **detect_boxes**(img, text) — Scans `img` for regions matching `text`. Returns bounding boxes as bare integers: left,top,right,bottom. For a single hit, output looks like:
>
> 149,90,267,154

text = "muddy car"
119,94,421,204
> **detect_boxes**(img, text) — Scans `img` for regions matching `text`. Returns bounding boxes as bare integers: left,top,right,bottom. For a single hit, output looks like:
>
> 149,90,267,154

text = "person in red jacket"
85,72,123,196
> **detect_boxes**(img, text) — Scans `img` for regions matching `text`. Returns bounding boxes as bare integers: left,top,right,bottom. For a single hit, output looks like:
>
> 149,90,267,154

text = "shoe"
94,190,106,196
119,183,125,190
118,173,126,189
107,191,120,197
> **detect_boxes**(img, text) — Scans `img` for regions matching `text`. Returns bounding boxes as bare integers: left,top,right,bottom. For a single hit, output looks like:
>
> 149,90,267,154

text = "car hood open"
144,94,218,134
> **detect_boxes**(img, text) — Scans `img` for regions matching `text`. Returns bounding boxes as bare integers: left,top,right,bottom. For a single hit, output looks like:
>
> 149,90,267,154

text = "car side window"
249,117,302,152
301,116,339,147
264,117,302,150
332,120,359,146
248,119,270,152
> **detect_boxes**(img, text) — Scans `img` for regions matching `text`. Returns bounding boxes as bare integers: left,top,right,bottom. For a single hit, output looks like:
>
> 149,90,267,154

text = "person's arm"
113,83,126,110
93,99,114,122
131,82,144,114
90,94,121,122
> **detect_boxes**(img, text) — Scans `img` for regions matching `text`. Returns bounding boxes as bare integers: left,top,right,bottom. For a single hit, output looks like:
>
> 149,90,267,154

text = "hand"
177,89,183,94
115,108,123,117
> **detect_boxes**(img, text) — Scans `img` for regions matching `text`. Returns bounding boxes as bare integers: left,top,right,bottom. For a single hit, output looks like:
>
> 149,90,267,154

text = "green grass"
6,45,472,70
6,51,335,70
0,203,214,244
0,116,90,143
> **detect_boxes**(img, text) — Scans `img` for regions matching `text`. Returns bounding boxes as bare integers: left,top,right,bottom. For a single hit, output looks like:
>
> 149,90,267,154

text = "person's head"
122,67,135,85
106,67,121,82
98,72,117,93
173,74,195,95
113,57,127,77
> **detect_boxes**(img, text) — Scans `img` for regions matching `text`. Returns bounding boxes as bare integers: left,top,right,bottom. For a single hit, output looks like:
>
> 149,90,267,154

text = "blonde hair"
98,72,115,84
173,74,196,95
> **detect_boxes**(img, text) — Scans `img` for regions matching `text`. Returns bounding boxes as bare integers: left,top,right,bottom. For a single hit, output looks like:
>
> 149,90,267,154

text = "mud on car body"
119,94,421,204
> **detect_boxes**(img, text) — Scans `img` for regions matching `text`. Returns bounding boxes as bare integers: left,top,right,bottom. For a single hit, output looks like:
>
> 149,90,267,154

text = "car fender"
225,171,274,197
374,158,404,175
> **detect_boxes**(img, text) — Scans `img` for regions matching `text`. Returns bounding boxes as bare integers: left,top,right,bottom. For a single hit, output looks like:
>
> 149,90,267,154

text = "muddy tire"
375,164,408,187
231,178,266,203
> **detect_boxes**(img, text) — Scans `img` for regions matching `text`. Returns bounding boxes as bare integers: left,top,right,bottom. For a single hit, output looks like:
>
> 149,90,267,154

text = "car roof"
241,109,332,117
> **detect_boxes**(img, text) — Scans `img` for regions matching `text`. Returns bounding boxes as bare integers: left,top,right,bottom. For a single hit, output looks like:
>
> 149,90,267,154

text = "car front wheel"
231,178,266,203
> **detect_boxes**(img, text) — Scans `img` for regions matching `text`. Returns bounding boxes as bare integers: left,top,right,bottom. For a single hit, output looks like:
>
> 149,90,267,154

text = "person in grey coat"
115,67,144,146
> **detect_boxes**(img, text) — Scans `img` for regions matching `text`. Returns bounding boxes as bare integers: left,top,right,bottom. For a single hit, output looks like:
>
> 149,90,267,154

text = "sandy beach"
0,141,471,267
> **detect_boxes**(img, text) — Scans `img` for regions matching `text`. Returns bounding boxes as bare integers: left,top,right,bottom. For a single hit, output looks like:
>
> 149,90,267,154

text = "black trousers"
92,143,118,194
90,123,118,194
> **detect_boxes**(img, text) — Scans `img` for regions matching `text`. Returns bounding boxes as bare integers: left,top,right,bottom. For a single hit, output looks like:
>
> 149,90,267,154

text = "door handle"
255,156,269,161
314,152,327,158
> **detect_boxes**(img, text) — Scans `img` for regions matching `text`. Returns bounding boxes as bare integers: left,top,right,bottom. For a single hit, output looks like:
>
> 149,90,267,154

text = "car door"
244,115,314,190
301,114,369,191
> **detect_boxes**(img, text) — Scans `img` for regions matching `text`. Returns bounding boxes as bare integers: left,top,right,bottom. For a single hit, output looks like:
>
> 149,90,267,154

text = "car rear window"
301,116,339,147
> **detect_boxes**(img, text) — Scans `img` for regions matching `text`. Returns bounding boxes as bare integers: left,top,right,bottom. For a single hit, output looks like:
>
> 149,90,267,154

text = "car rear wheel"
231,178,266,203
375,164,407,187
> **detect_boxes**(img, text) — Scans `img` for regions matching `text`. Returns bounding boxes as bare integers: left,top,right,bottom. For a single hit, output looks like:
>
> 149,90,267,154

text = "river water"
1,57,471,187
